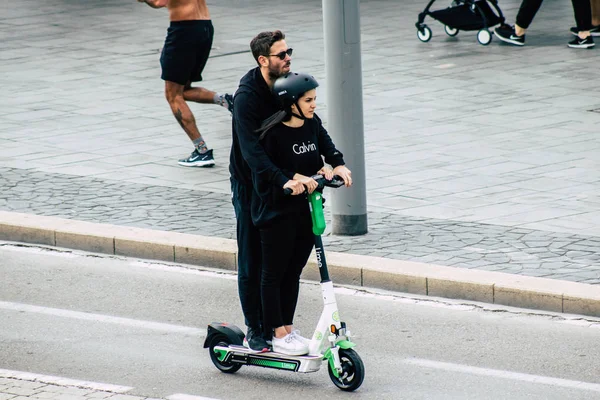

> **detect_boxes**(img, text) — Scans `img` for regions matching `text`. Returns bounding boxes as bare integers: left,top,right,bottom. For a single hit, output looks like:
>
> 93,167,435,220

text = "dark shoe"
243,327,270,353
570,25,600,37
261,328,273,346
224,93,234,114
177,149,215,167
568,36,595,49
494,25,525,46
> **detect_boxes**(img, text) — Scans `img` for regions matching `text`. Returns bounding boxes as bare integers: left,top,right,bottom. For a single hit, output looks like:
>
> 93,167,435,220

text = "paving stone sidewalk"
2,166,599,284
1,0,600,285
0,375,160,400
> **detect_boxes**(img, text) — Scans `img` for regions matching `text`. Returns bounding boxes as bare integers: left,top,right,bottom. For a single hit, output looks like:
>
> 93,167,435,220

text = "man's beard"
267,61,290,80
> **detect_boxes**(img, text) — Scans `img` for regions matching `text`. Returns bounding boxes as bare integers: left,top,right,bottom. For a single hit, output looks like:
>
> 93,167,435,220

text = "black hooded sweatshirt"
229,67,344,226
229,67,291,189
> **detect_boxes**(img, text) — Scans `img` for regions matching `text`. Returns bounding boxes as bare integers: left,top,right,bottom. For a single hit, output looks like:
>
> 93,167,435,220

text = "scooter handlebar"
283,174,344,195
323,175,345,189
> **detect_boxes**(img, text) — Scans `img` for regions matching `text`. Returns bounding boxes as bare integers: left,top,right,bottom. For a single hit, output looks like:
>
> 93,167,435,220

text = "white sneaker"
272,333,309,356
291,329,310,346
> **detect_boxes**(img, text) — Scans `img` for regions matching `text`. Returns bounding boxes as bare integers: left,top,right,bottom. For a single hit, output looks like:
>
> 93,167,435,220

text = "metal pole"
323,0,368,235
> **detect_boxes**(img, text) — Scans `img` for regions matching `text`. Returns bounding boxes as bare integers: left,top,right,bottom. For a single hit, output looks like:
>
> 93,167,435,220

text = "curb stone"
1,210,599,317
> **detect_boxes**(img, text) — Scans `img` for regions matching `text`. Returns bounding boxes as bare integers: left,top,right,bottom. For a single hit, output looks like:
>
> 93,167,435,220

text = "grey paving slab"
0,377,153,400
1,0,600,285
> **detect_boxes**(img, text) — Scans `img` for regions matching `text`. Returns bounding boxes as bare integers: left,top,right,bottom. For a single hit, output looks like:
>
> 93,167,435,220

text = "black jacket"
251,118,345,227
229,67,291,189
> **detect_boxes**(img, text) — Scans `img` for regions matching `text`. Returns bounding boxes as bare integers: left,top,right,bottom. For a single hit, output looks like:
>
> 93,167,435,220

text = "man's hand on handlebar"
283,179,305,196
317,166,334,181
332,165,352,187
292,174,319,194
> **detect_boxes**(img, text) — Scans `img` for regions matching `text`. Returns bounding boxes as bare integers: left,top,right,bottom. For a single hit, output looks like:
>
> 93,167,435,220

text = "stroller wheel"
417,25,432,42
444,25,459,37
477,29,492,45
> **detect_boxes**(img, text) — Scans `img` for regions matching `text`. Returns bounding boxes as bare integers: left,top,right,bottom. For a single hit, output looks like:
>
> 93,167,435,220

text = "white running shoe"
272,333,309,356
291,329,311,346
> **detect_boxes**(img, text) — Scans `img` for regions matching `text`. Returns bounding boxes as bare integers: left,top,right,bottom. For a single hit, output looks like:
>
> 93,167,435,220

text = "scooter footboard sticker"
248,356,300,371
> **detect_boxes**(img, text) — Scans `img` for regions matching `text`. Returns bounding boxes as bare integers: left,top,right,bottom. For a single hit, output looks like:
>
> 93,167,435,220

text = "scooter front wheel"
207,334,242,373
328,348,365,391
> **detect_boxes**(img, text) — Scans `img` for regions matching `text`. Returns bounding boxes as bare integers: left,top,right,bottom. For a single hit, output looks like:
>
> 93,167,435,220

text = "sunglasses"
266,48,293,60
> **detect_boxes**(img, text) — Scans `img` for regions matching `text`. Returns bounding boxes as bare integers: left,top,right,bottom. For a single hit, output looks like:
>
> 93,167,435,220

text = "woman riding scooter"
252,72,352,356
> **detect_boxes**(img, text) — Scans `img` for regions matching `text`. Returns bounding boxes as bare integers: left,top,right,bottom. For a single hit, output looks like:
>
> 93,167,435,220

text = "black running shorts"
160,20,214,85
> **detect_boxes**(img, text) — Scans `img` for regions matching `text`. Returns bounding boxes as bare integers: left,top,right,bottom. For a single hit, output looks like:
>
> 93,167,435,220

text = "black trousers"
515,0,544,29
259,211,314,330
572,0,593,31
231,179,263,329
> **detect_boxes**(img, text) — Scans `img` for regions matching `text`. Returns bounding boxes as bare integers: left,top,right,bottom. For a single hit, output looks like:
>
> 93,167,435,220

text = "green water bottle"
308,191,326,235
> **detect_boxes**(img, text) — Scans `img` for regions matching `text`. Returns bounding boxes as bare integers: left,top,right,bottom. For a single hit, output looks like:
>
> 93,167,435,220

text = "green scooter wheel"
328,348,365,391
208,334,242,373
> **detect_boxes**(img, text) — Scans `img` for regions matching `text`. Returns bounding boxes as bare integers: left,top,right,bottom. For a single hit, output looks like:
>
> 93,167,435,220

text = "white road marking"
4,242,599,328
403,358,600,393
0,243,78,258
558,319,598,327
168,394,222,400
334,287,476,311
129,260,237,280
0,368,133,393
0,301,206,336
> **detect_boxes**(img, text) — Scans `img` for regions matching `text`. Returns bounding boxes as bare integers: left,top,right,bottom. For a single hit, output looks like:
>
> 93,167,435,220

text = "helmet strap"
291,102,306,120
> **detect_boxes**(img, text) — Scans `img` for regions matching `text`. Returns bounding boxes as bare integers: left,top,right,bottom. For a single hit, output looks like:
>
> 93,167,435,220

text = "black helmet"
273,72,319,108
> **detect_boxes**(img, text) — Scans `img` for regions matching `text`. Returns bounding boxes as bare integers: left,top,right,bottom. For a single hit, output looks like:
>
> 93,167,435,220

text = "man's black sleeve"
233,91,293,188
314,114,345,168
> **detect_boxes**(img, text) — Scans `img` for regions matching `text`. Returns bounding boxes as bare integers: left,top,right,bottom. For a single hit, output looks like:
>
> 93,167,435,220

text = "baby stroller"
415,0,505,45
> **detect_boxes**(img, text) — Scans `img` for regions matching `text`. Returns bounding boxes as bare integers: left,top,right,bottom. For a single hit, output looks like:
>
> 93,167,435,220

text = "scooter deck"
224,345,323,359
215,345,324,373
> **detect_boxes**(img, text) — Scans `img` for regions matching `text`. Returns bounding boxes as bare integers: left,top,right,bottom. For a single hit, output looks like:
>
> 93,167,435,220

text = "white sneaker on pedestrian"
272,333,309,356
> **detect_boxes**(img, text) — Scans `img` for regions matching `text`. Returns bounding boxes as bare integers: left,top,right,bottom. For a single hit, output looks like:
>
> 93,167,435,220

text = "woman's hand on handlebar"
317,166,334,181
283,179,305,196
332,165,352,187
293,174,319,194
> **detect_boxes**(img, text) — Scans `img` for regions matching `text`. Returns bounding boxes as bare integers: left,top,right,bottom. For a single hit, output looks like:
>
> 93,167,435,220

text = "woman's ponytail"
255,109,290,140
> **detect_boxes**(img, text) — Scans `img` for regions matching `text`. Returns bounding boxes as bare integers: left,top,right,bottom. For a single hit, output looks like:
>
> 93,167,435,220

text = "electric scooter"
204,175,365,392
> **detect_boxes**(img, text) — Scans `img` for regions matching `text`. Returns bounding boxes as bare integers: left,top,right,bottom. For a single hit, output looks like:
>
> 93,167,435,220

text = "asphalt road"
1,242,599,400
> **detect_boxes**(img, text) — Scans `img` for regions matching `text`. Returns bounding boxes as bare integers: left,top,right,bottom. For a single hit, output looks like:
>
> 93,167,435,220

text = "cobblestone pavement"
2,166,599,284
1,0,600,284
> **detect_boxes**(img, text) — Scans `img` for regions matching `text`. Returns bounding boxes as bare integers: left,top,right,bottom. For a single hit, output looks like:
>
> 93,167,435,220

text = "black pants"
572,0,593,31
515,0,544,29
231,179,262,329
259,211,314,330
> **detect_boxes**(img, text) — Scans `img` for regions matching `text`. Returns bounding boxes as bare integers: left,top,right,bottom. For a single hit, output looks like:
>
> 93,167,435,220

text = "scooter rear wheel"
328,348,365,391
208,334,242,373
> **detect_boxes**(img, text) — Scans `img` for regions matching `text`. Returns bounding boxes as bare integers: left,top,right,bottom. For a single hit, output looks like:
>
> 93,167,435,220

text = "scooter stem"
308,280,340,356
314,235,330,282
